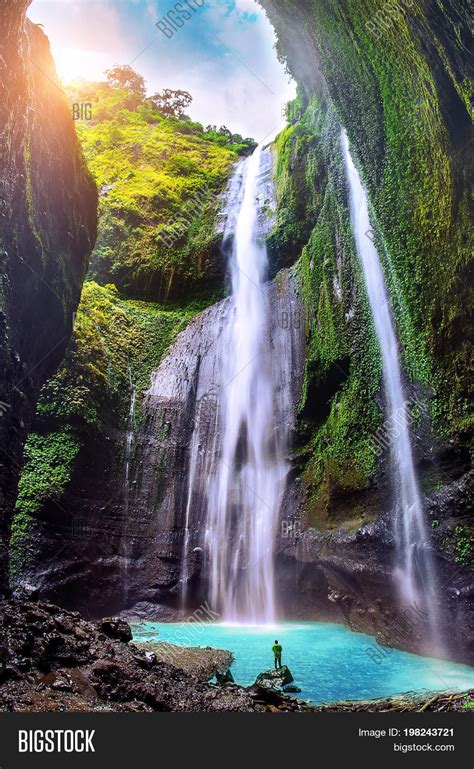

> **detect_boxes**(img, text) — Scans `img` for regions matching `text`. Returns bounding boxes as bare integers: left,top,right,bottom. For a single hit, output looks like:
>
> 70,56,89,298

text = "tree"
147,89,192,119
105,65,146,100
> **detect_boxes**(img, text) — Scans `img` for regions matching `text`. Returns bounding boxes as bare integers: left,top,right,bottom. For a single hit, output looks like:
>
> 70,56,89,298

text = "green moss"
10,429,80,578
70,84,240,301
453,525,473,566
37,280,203,429
263,0,473,442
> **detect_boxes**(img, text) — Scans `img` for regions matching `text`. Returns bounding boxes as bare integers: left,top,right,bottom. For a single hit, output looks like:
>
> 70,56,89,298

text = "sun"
51,46,110,84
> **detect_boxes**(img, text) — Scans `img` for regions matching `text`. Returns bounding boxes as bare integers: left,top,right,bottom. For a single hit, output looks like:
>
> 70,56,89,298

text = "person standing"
272,640,283,669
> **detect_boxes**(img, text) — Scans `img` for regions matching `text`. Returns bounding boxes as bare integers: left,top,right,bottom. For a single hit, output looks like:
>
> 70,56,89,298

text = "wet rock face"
125,268,306,613
25,269,306,618
255,666,294,689
0,1,97,592
274,472,474,666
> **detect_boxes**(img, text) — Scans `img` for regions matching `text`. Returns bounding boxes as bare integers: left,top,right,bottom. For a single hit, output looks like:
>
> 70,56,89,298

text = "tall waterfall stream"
184,142,290,623
342,130,442,652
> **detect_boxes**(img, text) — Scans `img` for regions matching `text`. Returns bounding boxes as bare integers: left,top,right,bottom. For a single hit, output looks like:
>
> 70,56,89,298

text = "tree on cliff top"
105,65,146,99
146,89,193,119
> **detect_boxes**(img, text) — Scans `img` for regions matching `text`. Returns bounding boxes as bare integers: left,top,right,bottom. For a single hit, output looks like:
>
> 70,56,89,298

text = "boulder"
215,667,235,685
97,618,132,643
254,665,294,689
283,684,302,694
136,641,234,682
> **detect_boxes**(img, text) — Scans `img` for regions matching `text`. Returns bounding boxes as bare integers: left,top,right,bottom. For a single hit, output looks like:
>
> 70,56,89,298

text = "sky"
28,0,296,141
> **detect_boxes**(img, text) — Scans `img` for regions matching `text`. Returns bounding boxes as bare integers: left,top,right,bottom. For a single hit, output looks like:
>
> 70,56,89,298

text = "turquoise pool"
131,621,474,705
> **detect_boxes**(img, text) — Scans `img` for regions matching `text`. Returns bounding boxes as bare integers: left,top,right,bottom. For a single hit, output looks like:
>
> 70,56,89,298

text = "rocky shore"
135,640,234,683
0,597,310,712
315,691,474,713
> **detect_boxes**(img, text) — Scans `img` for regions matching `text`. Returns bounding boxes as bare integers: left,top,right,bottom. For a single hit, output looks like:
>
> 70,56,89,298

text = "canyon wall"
0,0,97,594
260,0,472,662
7,0,472,663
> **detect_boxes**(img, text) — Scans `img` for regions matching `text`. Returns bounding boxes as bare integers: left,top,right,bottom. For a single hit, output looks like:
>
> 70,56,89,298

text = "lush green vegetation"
68,67,255,301
36,281,205,427
11,67,255,574
10,429,81,578
263,0,473,443
272,93,382,527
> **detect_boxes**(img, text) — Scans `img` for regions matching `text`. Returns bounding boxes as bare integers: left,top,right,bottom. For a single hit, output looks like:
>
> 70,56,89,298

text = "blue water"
132,621,474,705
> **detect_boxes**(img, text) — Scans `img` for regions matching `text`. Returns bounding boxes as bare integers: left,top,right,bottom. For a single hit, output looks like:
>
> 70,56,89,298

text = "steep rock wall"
19,269,306,619
261,0,472,438
260,0,473,662
0,0,97,593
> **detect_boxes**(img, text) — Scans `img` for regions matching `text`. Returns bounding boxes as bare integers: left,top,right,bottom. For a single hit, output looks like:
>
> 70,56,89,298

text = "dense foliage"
272,93,383,527
67,68,256,301
262,0,473,441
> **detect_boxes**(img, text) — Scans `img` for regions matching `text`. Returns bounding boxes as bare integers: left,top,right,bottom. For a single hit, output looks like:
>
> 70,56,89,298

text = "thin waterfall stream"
122,369,136,602
341,130,442,652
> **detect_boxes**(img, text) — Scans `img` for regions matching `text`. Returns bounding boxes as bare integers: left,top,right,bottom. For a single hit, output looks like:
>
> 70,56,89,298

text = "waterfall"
122,369,136,601
165,142,287,624
125,372,136,502
341,130,442,650
204,142,289,624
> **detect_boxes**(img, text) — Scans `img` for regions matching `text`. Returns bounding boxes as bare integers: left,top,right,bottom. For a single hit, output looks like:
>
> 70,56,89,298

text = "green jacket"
272,644,283,656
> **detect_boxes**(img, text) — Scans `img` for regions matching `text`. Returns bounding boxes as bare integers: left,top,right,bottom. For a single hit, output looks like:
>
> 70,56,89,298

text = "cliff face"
0,0,97,593
261,0,472,438
15,269,305,620
259,0,473,661
6,0,471,663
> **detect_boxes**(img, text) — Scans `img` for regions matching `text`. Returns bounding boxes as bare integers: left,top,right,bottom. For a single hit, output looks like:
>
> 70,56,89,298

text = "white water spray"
342,130,442,649
202,142,288,624
122,369,136,601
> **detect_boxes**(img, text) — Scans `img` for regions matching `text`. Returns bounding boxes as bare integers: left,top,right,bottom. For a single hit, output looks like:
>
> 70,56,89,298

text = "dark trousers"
274,655,282,669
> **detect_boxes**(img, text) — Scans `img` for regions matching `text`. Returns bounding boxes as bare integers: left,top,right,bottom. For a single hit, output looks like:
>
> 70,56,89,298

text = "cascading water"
341,130,442,650
204,142,289,624
122,370,136,601
178,142,287,625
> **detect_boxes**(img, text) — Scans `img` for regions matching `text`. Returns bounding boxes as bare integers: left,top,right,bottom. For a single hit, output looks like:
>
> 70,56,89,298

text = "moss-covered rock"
0,1,97,593
69,77,246,302
10,281,206,579
261,0,472,442
271,93,383,525
261,0,472,524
